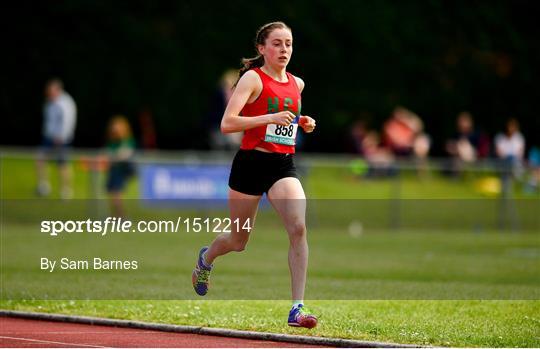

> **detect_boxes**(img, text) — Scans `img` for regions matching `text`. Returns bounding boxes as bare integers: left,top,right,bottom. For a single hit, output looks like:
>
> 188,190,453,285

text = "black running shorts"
228,149,299,195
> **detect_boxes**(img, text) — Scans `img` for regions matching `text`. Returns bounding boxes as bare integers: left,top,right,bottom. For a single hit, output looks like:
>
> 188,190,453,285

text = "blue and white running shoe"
192,246,212,296
288,304,318,328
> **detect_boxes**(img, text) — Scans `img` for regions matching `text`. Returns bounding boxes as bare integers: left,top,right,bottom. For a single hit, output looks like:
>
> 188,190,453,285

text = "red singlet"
240,67,302,154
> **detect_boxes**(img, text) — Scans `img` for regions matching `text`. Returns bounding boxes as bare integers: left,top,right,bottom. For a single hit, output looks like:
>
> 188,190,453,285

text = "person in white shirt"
495,118,525,162
36,79,77,199
495,118,526,193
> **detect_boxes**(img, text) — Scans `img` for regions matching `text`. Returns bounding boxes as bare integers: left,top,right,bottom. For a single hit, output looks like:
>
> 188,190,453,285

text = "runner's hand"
299,116,316,133
270,111,297,126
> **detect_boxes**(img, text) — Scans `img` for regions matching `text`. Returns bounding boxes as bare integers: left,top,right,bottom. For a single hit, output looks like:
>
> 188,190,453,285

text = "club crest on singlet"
264,97,301,146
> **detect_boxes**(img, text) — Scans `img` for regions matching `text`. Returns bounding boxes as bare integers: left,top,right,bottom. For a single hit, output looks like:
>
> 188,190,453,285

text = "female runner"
192,21,317,328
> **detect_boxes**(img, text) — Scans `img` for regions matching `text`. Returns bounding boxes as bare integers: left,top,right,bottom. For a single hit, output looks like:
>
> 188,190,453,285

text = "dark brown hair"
235,21,291,86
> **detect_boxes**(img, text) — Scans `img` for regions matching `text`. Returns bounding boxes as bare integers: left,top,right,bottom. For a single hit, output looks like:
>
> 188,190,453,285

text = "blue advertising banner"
139,164,230,205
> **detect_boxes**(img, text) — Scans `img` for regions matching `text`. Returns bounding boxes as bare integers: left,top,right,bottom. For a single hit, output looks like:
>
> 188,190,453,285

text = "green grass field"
1,154,539,347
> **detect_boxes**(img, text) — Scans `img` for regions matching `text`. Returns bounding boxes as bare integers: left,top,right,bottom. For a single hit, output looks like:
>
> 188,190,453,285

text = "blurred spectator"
413,132,431,177
105,115,136,217
446,112,479,163
445,111,490,176
362,131,395,176
495,118,525,195
413,133,431,159
382,106,431,177
206,69,242,150
383,106,429,157
36,78,77,199
346,118,395,177
495,118,525,163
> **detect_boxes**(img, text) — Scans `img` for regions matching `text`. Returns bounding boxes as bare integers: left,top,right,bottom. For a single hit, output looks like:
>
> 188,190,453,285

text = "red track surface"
0,317,324,348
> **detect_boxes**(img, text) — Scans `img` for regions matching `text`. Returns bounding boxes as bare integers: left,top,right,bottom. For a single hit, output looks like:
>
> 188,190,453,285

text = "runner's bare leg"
205,189,261,264
267,177,308,301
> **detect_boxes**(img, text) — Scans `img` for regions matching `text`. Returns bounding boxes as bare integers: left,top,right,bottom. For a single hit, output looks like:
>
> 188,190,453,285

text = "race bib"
265,123,298,145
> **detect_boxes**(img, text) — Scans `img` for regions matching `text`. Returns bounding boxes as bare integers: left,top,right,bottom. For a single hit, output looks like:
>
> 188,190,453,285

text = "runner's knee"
287,221,306,240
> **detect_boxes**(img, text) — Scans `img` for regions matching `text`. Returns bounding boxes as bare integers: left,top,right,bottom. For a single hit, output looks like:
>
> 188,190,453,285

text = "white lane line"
0,336,107,348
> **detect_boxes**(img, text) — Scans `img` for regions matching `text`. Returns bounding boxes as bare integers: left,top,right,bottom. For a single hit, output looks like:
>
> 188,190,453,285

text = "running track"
0,317,326,347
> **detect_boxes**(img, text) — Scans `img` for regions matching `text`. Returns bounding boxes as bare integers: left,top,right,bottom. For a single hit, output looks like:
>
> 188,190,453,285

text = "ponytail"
235,55,265,86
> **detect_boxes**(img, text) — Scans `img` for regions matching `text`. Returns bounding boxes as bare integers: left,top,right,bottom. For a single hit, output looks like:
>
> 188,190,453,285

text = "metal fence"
2,146,539,232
